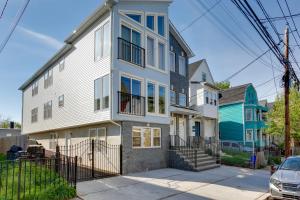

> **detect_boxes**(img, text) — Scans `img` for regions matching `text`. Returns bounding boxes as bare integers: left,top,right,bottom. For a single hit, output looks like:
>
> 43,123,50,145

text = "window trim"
146,79,168,116
44,69,53,89
169,51,176,72
49,133,58,150
94,74,110,112
44,101,52,120
132,126,161,149
178,56,186,77
94,20,111,62
245,108,253,121
59,59,65,72
58,95,64,108
146,35,156,68
119,10,144,26
32,81,39,96
31,107,38,123
157,15,166,37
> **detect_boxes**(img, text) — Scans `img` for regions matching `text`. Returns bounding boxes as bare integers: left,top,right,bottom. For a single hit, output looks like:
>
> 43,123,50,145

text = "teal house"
219,84,268,149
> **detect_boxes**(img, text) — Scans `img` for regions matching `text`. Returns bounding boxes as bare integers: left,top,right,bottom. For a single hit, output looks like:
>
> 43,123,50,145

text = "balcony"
118,91,145,116
117,37,145,68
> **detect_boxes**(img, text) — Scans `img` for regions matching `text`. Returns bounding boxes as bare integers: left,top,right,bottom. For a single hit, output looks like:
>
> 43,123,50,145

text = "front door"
195,121,201,137
179,118,186,146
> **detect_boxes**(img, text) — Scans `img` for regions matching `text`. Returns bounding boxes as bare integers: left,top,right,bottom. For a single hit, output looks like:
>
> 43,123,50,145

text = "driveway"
77,166,270,200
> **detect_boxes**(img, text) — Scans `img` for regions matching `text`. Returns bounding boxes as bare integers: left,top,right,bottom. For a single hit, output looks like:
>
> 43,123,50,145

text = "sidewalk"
77,166,270,200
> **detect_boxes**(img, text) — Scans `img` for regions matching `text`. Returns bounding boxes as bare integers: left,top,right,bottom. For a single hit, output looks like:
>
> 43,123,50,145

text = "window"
95,21,110,61
58,95,64,107
31,108,38,123
157,16,165,36
245,109,252,121
179,93,187,107
89,128,106,141
94,75,110,111
126,14,141,23
170,90,176,105
256,130,260,141
246,129,253,141
178,56,186,76
32,81,38,96
59,60,65,72
44,69,53,89
49,133,58,149
159,85,166,114
202,72,207,82
170,51,175,72
158,43,165,70
132,127,161,148
121,25,141,65
147,82,155,113
44,101,52,119
147,36,155,66
205,91,209,104
146,15,154,30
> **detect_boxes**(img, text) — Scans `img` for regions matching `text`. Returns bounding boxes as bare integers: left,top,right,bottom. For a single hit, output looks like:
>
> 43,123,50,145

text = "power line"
180,0,222,33
0,0,30,54
269,52,279,95
260,13,300,22
255,74,281,89
0,0,9,19
284,0,300,42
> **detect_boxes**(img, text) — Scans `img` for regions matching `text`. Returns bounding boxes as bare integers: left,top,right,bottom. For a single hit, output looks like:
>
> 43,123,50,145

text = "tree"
214,81,230,90
266,88,300,143
0,115,21,129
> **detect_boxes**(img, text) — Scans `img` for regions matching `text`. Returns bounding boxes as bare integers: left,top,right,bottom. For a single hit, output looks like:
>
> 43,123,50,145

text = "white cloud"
17,26,64,49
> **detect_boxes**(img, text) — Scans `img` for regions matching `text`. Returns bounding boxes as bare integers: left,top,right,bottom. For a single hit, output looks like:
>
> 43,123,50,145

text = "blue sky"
0,0,299,122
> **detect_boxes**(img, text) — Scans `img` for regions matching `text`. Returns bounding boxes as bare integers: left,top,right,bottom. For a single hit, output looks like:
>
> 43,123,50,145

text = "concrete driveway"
77,166,270,200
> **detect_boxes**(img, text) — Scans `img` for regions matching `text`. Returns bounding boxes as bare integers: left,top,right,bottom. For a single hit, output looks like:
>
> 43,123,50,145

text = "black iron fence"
118,37,145,68
0,156,77,200
118,91,145,116
59,139,121,182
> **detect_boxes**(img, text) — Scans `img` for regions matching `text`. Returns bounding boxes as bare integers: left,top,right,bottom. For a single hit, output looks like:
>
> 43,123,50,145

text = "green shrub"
268,156,282,165
221,149,251,168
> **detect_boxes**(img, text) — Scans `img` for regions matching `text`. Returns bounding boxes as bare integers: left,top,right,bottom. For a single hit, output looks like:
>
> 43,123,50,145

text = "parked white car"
270,156,300,199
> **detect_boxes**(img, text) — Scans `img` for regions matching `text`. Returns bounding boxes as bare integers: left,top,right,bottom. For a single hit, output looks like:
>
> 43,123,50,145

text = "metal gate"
58,139,122,181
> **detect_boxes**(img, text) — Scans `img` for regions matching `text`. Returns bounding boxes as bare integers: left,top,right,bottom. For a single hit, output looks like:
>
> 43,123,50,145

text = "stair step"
182,154,212,160
195,164,221,172
189,160,217,167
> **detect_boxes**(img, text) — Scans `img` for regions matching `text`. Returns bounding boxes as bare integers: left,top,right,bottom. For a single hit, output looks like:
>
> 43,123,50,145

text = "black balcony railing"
118,37,145,68
118,91,145,116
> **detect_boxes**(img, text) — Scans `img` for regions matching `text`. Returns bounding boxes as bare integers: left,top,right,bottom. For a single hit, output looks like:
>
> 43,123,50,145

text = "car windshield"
280,158,300,171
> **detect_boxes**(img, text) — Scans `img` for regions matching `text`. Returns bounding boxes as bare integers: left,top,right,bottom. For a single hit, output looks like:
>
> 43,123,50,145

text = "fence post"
74,156,78,189
55,145,60,174
17,159,22,200
119,144,123,175
67,156,70,182
92,139,95,178
194,149,197,169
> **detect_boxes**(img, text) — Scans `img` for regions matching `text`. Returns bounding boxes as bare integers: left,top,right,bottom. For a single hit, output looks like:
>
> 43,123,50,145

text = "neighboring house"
219,83,268,150
0,128,21,138
19,0,172,174
188,59,219,141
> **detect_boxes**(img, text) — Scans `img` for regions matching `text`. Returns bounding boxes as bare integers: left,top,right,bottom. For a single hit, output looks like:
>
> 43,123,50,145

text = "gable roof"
169,21,194,58
219,83,251,105
189,59,204,79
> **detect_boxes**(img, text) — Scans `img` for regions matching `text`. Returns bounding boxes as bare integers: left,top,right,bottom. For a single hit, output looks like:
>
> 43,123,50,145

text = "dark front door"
195,122,201,137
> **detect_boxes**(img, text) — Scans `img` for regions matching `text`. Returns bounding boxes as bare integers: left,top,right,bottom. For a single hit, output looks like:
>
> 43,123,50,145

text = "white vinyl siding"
178,56,186,76
132,127,161,148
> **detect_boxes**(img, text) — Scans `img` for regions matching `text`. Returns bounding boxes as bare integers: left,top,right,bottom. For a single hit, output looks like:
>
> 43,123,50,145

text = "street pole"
284,26,291,158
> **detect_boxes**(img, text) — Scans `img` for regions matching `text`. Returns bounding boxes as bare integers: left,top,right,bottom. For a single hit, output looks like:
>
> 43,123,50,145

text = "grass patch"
0,160,76,200
221,149,252,168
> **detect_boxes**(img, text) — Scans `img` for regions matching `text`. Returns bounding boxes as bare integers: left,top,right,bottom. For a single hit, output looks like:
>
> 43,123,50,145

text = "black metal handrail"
118,91,145,116
117,37,145,68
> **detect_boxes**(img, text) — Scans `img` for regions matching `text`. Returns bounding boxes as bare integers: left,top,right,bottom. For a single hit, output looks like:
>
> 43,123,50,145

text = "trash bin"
250,154,256,169
6,145,23,160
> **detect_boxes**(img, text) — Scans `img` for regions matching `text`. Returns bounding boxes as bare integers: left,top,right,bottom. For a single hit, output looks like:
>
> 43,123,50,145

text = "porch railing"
118,37,145,68
118,91,146,116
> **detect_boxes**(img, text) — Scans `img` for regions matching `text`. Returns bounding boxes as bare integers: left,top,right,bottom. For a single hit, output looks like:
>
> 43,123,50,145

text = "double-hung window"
58,95,64,108
245,109,252,121
179,93,187,107
95,21,110,61
59,59,65,72
147,36,155,66
147,82,155,113
44,101,52,119
44,69,53,89
169,51,175,72
158,42,165,70
178,56,186,76
132,127,161,148
32,81,38,96
31,107,38,123
157,16,165,36
146,15,155,30
94,74,110,111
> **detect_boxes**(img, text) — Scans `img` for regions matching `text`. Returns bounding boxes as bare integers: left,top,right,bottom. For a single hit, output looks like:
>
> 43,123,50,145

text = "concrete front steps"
169,148,220,172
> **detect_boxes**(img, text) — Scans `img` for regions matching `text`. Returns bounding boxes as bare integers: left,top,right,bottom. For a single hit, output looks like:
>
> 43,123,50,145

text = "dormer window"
126,14,141,23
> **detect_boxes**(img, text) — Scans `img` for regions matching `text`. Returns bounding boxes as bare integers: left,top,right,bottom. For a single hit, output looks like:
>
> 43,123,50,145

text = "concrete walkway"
77,166,270,200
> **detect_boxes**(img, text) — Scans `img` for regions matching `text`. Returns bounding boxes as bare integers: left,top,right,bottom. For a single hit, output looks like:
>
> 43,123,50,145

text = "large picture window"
132,127,161,148
95,21,111,61
94,74,110,111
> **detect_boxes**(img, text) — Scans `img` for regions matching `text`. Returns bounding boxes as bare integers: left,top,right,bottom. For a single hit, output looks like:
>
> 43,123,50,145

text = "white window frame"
245,108,253,121
132,127,161,149
59,59,65,72
170,51,175,72
89,128,107,141
31,107,38,123
32,81,38,96
146,35,155,67
44,69,53,89
94,20,111,61
58,95,64,108
49,133,58,149
119,10,144,26
146,14,155,31
158,41,166,71
94,74,110,111
44,101,52,120
178,56,186,76
245,129,253,142
157,15,166,37
146,79,168,116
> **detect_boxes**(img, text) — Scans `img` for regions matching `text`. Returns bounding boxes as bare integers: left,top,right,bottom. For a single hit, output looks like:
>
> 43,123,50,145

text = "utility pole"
284,26,291,158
